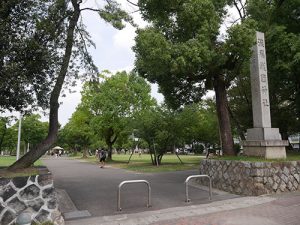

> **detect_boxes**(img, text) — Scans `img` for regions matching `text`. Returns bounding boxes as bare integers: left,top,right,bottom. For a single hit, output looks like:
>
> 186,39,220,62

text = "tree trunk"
228,106,246,140
82,147,88,158
213,75,235,155
8,1,81,170
107,143,113,160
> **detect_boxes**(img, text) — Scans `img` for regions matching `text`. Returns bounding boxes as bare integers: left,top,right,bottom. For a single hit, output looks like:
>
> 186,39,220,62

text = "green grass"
213,151,300,162
72,151,300,172
73,154,204,173
0,156,43,167
0,156,44,178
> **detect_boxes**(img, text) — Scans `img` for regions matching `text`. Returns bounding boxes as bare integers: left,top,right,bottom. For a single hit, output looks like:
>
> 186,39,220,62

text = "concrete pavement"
66,193,300,225
43,157,236,218
43,157,300,225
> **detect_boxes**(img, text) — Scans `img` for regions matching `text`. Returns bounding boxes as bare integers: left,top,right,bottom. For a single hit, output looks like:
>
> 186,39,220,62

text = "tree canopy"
133,0,257,155
7,0,133,170
81,71,156,159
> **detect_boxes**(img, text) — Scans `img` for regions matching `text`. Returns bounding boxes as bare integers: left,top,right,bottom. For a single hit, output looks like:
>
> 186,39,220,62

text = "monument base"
247,127,282,140
242,140,288,159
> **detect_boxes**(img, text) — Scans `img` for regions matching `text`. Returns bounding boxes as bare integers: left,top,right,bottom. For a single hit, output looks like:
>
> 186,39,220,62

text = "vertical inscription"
250,32,271,128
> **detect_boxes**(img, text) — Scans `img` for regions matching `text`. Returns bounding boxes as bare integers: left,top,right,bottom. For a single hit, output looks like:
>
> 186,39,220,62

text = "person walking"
99,149,106,168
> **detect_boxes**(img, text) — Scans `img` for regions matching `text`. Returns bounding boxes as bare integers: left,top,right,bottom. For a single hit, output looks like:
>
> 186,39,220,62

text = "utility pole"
16,113,22,160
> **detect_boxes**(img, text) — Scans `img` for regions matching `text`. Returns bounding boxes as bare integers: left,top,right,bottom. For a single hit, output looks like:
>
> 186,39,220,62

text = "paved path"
43,157,237,219
44,157,300,225
65,193,300,225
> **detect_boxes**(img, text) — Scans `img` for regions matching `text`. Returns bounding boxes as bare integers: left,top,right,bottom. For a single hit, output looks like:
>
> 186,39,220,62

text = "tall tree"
228,0,300,140
21,114,49,150
133,0,256,155
8,0,132,170
81,71,155,160
62,106,93,158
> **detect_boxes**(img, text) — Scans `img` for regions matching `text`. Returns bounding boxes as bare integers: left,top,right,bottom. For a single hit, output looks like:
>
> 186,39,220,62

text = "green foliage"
0,0,67,111
21,114,48,147
228,0,300,139
99,1,134,29
134,0,256,108
135,101,219,164
60,106,93,152
81,71,155,158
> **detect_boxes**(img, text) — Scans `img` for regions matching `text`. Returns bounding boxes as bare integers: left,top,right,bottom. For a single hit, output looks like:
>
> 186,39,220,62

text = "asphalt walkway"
67,193,300,225
43,157,237,221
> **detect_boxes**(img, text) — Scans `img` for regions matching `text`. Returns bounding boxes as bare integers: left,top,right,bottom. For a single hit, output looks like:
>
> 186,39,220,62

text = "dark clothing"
99,150,106,161
100,157,106,162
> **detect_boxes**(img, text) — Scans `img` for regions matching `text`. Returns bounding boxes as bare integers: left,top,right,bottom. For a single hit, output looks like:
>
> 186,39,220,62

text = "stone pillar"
243,31,288,159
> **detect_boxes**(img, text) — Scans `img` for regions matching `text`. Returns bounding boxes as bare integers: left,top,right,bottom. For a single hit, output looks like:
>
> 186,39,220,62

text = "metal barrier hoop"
185,175,212,203
117,179,151,211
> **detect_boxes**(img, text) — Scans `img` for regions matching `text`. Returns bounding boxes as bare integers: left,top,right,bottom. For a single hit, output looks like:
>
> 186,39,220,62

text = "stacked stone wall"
0,173,63,225
198,159,300,196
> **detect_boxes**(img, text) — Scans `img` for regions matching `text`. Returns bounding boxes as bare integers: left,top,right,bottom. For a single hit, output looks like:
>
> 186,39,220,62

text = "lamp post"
16,113,22,160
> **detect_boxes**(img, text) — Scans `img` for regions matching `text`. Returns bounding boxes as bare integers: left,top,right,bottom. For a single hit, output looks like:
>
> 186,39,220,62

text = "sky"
57,0,164,126
3,0,239,126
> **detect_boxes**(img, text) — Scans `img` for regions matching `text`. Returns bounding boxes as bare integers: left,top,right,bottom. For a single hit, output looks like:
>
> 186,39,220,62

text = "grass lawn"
73,153,204,173
72,150,300,172
211,151,300,162
0,156,44,178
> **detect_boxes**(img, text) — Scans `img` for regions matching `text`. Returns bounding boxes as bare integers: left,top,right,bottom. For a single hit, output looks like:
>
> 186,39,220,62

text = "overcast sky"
57,0,164,126
3,1,238,126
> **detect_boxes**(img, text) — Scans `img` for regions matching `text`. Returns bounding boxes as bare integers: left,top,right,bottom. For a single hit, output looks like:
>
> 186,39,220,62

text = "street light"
16,113,22,160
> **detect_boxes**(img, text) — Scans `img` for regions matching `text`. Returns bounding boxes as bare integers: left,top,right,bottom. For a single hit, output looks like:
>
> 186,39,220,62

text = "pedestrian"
99,149,106,168
138,149,142,157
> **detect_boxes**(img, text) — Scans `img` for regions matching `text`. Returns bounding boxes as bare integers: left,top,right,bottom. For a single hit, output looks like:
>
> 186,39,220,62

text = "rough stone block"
1,210,15,225
12,177,29,189
283,167,290,176
0,179,10,186
37,174,53,187
272,182,278,191
7,197,26,214
30,176,37,182
279,182,287,192
42,187,55,199
20,184,40,200
1,184,17,202
34,209,50,223
281,174,289,184
27,198,44,212
293,174,300,183
47,198,57,210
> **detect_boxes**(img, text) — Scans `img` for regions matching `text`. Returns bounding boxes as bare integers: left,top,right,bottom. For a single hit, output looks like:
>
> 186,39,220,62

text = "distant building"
289,134,300,150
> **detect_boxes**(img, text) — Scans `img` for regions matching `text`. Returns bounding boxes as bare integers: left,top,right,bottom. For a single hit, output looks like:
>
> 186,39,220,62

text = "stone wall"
0,171,64,225
198,159,300,196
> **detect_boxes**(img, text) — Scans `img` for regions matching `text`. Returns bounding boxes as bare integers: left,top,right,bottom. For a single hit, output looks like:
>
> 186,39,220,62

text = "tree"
62,106,94,158
133,0,257,155
0,117,9,152
8,0,132,170
228,0,300,140
81,71,155,160
21,114,48,150
0,0,64,112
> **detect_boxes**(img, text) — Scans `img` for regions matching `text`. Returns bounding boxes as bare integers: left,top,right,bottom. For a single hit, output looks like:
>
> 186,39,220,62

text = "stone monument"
243,31,288,159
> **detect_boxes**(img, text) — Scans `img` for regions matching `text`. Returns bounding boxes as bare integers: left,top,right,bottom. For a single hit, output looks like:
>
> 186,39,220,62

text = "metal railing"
117,180,151,211
185,175,212,202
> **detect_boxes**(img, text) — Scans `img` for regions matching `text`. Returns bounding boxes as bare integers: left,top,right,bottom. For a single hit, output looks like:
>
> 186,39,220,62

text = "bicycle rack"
185,175,212,202
117,180,151,211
